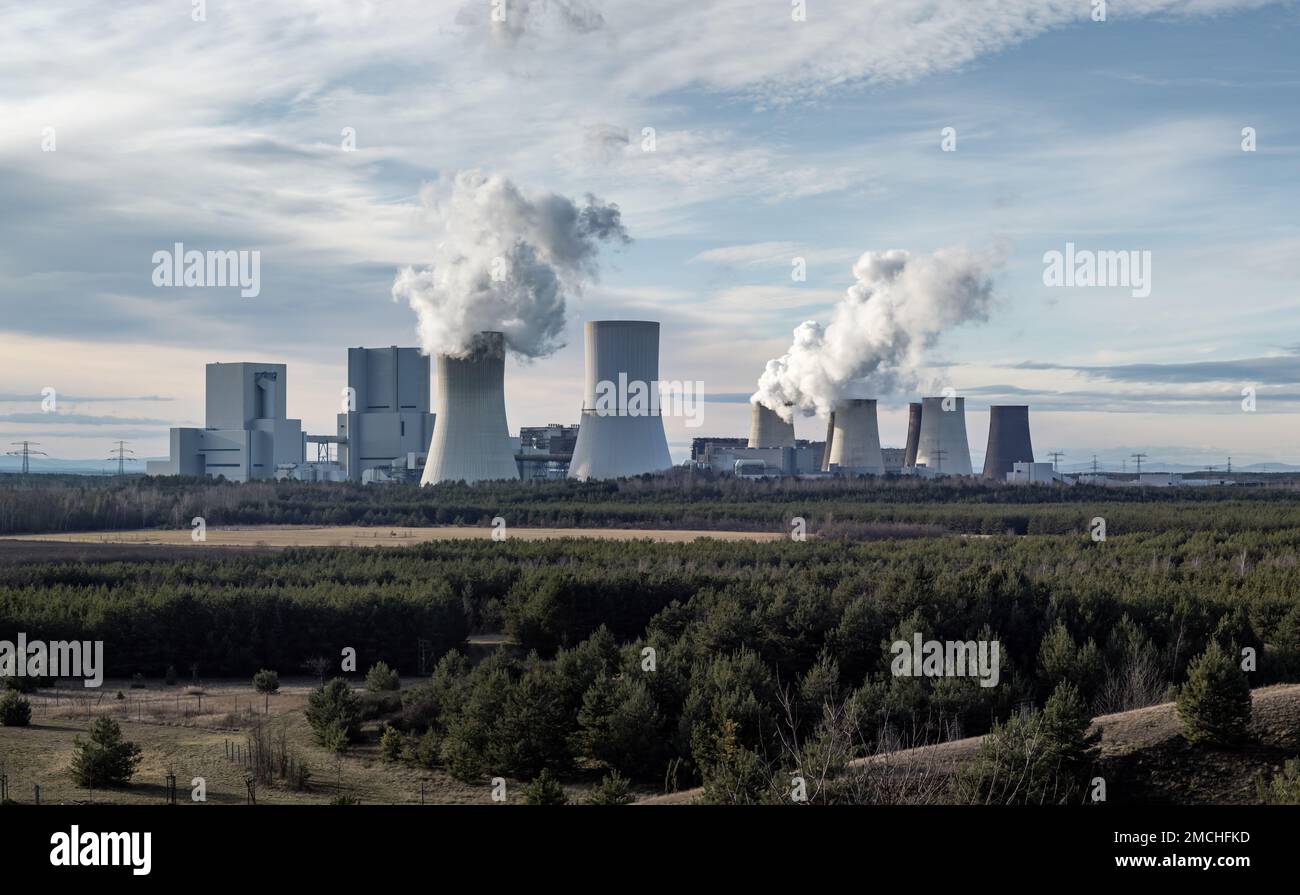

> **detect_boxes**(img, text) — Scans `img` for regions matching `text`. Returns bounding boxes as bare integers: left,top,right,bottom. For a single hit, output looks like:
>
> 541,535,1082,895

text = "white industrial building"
1007,461,1060,484
825,398,885,475
146,362,304,482
337,346,436,482
421,331,520,485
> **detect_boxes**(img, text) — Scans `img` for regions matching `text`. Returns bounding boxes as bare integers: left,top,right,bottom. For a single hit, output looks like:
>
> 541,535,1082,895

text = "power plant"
748,402,796,448
903,402,923,467
338,346,436,482
567,320,673,480
914,395,973,475
982,405,1034,479
825,399,884,474
421,331,520,485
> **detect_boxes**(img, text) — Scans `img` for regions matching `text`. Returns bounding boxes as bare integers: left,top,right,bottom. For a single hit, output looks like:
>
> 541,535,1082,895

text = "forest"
4,510,1300,801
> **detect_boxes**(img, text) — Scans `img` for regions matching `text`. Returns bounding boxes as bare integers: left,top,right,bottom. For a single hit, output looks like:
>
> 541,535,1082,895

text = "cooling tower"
826,399,884,474
821,411,836,471
914,396,973,475
904,402,923,467
567,320,673,480
982,405,1034,479
748,402,796,448
420,331,520,485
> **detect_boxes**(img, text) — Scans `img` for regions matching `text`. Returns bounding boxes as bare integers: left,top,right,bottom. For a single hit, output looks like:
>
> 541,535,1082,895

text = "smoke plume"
393,170,628,359
753,246,1004,419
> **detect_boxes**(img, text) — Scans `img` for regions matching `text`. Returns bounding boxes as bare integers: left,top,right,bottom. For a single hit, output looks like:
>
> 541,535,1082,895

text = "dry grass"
7,524,784,548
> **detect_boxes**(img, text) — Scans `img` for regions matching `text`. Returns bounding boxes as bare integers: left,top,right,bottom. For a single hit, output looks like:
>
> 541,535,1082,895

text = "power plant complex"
146,321,1049,486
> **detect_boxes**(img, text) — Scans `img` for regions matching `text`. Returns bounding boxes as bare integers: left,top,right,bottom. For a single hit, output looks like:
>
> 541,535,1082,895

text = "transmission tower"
933,448,947,473
1131,453,1148,477
107,441,137,476
1048,451,1065,472
7,441,47,474
1091,455,1099,475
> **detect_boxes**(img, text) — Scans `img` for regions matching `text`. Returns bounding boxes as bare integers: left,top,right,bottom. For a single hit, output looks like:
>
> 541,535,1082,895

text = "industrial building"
982,405,1034,479
146,362,304,482
913,395,973,475
337,346,436,482
568,320,674,480
518,423,579,480
421,331,520,485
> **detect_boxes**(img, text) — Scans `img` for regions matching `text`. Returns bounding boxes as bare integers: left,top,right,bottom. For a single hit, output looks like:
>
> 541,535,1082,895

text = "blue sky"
1,0,1297,470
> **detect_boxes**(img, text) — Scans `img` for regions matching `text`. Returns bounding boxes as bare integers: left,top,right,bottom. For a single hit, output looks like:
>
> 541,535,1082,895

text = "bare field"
0,677,591,805
5,524,784,549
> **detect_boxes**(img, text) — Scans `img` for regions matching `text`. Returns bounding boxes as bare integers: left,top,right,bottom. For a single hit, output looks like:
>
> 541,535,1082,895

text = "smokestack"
568,320,673,480
420,331,520,485
821,411,836,472
749,402,796,448
914,396,972,475
982,405,1034,479
826,399,884,474
904,402,923,467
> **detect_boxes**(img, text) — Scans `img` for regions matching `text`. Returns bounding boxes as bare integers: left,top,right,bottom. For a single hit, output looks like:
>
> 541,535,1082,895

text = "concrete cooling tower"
914,396,973,475
903,402,923,467
420,331,520,485
982,405,1034,479
748,402,796,448
826,399,884,474
567,320,673,480
821,411,836,471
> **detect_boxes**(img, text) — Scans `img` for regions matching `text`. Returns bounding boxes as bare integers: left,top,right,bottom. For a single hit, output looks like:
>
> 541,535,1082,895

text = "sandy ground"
6,524,784,548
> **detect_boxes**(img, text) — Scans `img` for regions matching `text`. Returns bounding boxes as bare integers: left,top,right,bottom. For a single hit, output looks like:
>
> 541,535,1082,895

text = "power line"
1048,451,1064,472
6,441,47,474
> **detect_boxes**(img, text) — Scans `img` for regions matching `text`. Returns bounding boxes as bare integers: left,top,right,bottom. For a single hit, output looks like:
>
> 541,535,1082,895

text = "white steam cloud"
753,245,1005,419
393,170,628,359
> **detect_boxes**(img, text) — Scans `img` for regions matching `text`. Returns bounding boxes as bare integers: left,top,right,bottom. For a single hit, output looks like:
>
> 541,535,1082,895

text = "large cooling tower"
567,320,673,480
904,402,923,467
821,411,836,471
826,399,884,474
982,405,1034,479
749,402,796,448
914,396,973,475
420,331,520,485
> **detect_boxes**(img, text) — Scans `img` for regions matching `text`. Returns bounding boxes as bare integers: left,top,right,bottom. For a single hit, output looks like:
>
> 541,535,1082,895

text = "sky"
1,0,1298,472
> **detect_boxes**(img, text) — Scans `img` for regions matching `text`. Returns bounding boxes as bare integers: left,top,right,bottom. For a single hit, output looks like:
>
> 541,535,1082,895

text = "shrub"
576,674,665,779
70,717,143,787
524,769,568,805
366,662,400,692
1255,758,1300,805
697,718,773,806
413,727,441,769
586,771,633,805
2,676,38,694
957,681,1099,805
0,690,32,726
1177,641,1252,747
329,794,360,805
306,678,362,747
253,669,280,694
379,723,405,761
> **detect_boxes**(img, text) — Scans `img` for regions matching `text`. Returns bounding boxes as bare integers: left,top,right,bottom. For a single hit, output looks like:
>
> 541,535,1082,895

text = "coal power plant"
982,405,1035,479
914,395,973,475
567,320,673,481
826,398,884,474
421,331,519,485
904,402,923,467
748,402,796,448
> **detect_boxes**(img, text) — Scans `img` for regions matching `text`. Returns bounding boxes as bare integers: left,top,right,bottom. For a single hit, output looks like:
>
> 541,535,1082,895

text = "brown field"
5,524,784,549
0,676,606,806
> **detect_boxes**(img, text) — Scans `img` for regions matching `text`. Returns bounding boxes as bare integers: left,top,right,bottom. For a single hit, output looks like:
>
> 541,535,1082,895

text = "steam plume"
753,245,1004,419
393,170,628,359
